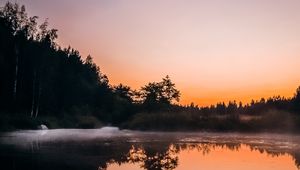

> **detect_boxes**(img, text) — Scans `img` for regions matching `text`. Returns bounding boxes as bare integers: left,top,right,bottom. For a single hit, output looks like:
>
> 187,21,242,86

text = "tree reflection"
99,144,179,170
99,142,300,170
128,144,178,170
1,138,300,170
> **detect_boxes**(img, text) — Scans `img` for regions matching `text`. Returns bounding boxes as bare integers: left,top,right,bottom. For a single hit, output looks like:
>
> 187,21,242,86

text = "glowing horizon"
3,0,300,106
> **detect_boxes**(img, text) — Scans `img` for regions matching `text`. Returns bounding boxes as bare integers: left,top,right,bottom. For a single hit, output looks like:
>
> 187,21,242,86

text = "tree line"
0,2,180,127
0,2,299,131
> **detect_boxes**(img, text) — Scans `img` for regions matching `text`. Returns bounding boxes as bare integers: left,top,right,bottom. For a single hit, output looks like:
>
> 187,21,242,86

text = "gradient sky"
3,0,300,106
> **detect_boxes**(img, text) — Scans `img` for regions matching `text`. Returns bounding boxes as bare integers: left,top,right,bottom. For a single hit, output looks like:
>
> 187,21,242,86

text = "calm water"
0,127,300,170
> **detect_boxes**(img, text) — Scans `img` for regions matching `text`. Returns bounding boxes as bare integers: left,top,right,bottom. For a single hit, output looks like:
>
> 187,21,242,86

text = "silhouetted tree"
0,2,114,122
113,84,134,103
140,76,180,110
292,86,300,113
1,2,300,132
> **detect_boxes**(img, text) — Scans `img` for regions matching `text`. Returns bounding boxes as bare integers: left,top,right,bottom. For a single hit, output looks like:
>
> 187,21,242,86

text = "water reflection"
103,143,299,170
1,130,300,170
126,144,178,170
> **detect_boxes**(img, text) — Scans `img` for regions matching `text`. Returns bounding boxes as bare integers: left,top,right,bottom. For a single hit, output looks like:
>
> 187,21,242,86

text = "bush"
75,115,103,129
0,113,41,131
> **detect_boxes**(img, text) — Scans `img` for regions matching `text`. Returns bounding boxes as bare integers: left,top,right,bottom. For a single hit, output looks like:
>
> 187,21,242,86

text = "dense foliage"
0,2,180,129
0,2,300,132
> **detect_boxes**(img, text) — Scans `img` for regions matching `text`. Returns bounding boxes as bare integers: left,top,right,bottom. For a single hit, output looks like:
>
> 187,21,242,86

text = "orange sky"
4,0,300,106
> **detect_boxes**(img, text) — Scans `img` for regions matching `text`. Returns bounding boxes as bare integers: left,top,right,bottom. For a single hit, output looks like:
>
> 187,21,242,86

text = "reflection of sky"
107,144,298,170
2,0,300,106
1,129,300,170
177,144,296,170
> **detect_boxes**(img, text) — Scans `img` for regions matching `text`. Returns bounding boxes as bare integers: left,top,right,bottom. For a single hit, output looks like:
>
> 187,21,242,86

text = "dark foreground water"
1,127,300,170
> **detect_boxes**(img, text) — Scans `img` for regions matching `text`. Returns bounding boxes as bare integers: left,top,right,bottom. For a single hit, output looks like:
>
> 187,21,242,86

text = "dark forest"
1,2,300,132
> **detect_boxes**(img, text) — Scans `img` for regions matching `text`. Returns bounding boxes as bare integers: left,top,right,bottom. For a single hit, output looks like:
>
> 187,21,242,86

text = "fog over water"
1,127,299,147
1,127,300,170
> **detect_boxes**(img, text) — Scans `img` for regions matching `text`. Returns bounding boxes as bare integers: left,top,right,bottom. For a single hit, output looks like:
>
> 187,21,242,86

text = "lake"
0,127,300,170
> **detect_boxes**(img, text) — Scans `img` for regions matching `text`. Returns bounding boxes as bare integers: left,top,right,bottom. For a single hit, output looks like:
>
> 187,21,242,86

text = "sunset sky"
4,0,300,106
